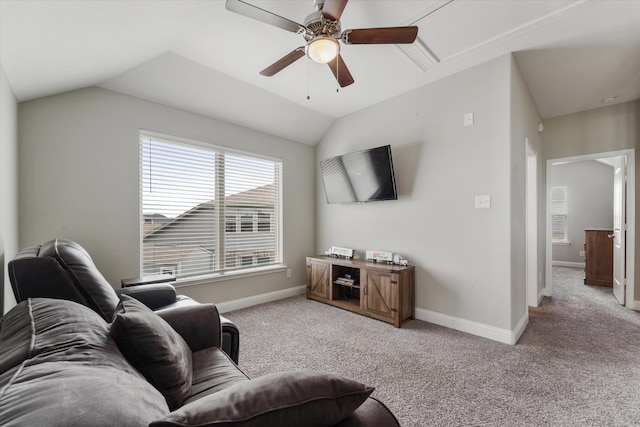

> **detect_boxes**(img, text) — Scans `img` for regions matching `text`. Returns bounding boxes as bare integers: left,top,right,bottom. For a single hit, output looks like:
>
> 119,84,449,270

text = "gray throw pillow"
111,294,193,410
149,371,374,427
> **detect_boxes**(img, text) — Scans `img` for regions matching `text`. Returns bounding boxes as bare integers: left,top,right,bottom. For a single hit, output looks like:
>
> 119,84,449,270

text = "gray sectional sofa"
0,296,400,426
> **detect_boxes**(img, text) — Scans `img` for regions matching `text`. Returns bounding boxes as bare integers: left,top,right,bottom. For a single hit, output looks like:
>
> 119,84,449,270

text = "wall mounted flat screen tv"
320,145,397,204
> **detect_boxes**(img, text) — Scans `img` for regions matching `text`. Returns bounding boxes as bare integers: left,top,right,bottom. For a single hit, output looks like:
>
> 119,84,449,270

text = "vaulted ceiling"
1,0,639,145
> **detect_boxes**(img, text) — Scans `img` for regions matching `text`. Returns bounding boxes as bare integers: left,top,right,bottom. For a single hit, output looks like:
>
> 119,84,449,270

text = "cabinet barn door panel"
307,260,330,300
362,269,397,320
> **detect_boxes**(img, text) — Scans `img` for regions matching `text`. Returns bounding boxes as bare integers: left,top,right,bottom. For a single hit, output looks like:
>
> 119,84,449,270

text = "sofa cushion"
0,298,169,426
0,297,34,374
111,295,193,410
149,371,374,427
185,347,250,404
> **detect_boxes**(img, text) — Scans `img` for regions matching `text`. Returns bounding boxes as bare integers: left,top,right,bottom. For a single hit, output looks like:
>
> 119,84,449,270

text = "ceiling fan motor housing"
303,10,341,42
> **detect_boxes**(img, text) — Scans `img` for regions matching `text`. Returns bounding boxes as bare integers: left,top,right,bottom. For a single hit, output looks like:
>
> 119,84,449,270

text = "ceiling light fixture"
306,36,339,64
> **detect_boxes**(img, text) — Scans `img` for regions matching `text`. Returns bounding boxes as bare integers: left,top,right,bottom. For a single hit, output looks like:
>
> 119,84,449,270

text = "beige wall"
542,101,639,160
315,54,538,339
18,87,316,305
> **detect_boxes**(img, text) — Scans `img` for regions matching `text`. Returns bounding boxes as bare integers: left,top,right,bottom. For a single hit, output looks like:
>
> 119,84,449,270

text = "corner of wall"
508,53,544,328
0,63,19,315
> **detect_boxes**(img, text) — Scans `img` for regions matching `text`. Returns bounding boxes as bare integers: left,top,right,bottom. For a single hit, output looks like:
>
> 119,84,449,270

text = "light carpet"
224,267,640,426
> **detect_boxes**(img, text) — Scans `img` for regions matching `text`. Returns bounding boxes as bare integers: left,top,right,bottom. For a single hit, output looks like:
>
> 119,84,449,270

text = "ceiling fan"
225,0,419,87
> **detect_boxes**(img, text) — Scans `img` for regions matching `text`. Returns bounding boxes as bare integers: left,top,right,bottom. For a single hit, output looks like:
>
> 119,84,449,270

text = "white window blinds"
551,186,568,242
140,133,282,279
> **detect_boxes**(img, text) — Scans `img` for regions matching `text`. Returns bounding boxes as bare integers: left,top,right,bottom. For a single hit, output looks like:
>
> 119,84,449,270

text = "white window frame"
551,186,569,244
140,131,283,283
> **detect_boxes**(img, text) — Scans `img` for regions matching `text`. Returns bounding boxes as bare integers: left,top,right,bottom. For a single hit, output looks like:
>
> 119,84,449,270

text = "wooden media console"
306,256,415,328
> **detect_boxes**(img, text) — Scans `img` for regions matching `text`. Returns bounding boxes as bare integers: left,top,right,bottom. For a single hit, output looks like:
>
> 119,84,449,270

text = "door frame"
545,148,636,308
526,139,539,307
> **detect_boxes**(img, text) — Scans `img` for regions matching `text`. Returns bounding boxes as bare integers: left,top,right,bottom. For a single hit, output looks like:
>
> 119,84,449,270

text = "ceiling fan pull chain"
336,57,340,93
415,67,420,117
307,60,311,100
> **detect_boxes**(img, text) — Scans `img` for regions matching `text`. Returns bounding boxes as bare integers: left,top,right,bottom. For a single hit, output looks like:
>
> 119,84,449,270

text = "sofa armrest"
156,303,222,352
116,283,177,310
220,315,240,365
121,274,176,288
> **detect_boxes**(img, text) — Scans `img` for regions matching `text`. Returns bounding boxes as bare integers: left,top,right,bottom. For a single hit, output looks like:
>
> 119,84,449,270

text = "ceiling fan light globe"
306,37,339,63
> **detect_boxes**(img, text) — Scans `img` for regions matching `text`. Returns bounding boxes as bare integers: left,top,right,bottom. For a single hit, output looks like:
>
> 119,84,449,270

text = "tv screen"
320,145,397,204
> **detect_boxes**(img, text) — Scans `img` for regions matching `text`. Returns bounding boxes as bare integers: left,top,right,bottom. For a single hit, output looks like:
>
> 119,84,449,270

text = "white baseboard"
219,286,532,344
512,311,529,344
216,285,306,314
415,307,528,345
626,299,640,311
552,261,585,268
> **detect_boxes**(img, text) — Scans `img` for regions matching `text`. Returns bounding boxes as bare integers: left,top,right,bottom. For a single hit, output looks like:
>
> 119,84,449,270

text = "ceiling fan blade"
225,0,305,34
327,54,355,88
342,26,418,44
322,0,348,21
260,47,306,77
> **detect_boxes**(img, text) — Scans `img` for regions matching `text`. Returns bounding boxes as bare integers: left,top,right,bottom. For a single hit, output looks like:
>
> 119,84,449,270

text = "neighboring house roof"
143,245,212,266
143,183,275,238
144,213,170,221
225,183,275,207
143,213,170,235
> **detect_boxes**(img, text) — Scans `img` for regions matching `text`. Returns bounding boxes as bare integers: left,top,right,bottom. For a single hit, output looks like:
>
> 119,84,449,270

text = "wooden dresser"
584,229,613,287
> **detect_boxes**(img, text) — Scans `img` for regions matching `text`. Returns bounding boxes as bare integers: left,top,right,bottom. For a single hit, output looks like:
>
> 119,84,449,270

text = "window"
225,213,237,233
140,133,282,279
257,211,271,232
240,210,253,232
551,186,568,243
225,254,236,268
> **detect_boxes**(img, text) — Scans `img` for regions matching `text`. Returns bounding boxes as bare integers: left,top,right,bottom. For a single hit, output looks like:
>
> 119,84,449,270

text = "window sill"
173,264,287,288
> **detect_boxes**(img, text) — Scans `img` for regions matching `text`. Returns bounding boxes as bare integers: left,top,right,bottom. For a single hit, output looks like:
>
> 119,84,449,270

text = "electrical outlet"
286,269,292,279
579,250,586,257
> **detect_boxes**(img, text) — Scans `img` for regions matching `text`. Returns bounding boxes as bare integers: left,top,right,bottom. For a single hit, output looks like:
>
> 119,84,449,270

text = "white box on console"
330,246,354,258
366,250,394,262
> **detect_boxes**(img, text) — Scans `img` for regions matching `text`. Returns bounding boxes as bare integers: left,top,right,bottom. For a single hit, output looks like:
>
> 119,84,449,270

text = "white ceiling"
1,0,639,145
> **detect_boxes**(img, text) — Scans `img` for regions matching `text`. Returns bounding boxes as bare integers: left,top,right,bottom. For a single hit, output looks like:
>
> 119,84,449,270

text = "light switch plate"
475,195,491,209
464,112,474,126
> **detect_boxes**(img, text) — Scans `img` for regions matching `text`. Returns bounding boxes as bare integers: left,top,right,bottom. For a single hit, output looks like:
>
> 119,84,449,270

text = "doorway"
545,149,636,308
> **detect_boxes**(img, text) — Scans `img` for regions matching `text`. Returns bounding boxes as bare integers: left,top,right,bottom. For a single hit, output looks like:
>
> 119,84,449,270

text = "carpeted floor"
224,267,640,426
